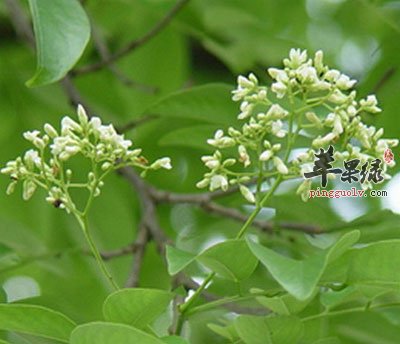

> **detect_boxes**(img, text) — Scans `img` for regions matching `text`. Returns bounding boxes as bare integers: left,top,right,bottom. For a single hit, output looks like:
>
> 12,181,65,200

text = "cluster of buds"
197,49,398,202
1,105,171,212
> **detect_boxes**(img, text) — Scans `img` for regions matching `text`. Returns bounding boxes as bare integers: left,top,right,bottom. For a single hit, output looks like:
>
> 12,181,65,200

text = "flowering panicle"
1,105,172,211
197,49,398,202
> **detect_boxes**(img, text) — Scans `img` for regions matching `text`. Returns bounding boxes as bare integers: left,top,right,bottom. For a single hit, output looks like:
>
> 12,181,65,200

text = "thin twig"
90,24,158,94
116,114,159,133
372,67,396,94
74,0,190,75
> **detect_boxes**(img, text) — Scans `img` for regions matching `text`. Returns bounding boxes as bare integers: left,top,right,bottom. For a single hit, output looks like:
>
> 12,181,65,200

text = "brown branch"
99,242,140,261
74,0,190,75
150,187,323,234
4,0,34,48
372,67,396,94
90,24,158,94
116,114,159,133
125,223,149,287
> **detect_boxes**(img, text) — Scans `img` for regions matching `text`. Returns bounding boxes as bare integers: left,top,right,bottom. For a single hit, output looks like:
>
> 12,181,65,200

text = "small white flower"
77,104,89,125
273,156,288,174
324,69,341,82
271,120,286,138
238,145,251,167
196,178,210,189
259,150,273,161
360,95,381,113
266,104,288,119
152,157,172,170
297,65,318,84
336,74,356,90
24,149,41,169
271,82,287,98
268,68,289,83
333,116,343,135
44,124,58,138
314,50,324,72
90,117,102,130
22,180,37,201
284,48,307,68
61,116,81,135
210,174,228,191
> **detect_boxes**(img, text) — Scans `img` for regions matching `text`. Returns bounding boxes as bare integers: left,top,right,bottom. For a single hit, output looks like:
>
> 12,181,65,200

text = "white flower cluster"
197,49,398,202
1,105,172,211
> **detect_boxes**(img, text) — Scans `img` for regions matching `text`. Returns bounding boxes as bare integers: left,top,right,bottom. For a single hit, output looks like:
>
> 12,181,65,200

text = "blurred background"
0,0,400,343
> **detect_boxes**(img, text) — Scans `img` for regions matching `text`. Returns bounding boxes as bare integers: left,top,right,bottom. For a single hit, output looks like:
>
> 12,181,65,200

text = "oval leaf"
27,0,90,86
145,84,238,125
70,322,164,344
166,245,196,275
247,230,360,300
197,239,258,281
0,304,76,343
103,288,173,328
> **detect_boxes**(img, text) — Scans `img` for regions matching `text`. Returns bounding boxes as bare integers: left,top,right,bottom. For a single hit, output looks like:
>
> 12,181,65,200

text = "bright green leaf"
247,231,360,300
197,239,258,281
27,0,90,86
347,239,400,285
208,323,240,342
103,288,174,328
320,286,358,310
144,84,238,125
234,315,303,344
161,336,189,344
70,322,164,344
312,338,341,344
158,125,217,150
256,292,315,315
0,304,76,343
166,245,196,275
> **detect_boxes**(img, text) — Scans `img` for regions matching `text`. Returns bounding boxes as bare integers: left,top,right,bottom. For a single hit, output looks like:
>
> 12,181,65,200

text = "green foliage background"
0,0,400,343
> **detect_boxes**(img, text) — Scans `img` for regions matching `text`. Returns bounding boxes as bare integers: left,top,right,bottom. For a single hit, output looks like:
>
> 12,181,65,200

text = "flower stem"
76,215,119,291
176,175,282,334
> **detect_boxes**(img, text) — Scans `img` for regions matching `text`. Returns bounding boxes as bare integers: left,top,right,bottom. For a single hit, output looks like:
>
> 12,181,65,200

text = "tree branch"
125,223,149,287
74,0,190,75
89,23,158,94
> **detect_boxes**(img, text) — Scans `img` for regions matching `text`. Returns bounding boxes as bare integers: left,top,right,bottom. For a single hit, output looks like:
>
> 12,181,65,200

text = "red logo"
384,148,394,164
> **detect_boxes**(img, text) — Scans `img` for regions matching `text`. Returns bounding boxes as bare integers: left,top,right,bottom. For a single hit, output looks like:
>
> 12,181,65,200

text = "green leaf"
166,245,196,275
27,0,90,86
312,338,341,344
234,315,304,344
158,125,217,150
70,322,165,344
208,323,240,341
161,336,189,344
320,286,358,310
197,239,258,281
144,84,238,125
346,239,400,285
255,292,315,315
0,304,76,343
247,230,360,300
0,287,6,302
0,340,12,344
103,288,174,328
234,315,268,344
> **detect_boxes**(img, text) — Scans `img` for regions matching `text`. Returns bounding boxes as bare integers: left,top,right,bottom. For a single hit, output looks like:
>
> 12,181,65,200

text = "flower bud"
240,185,256,203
